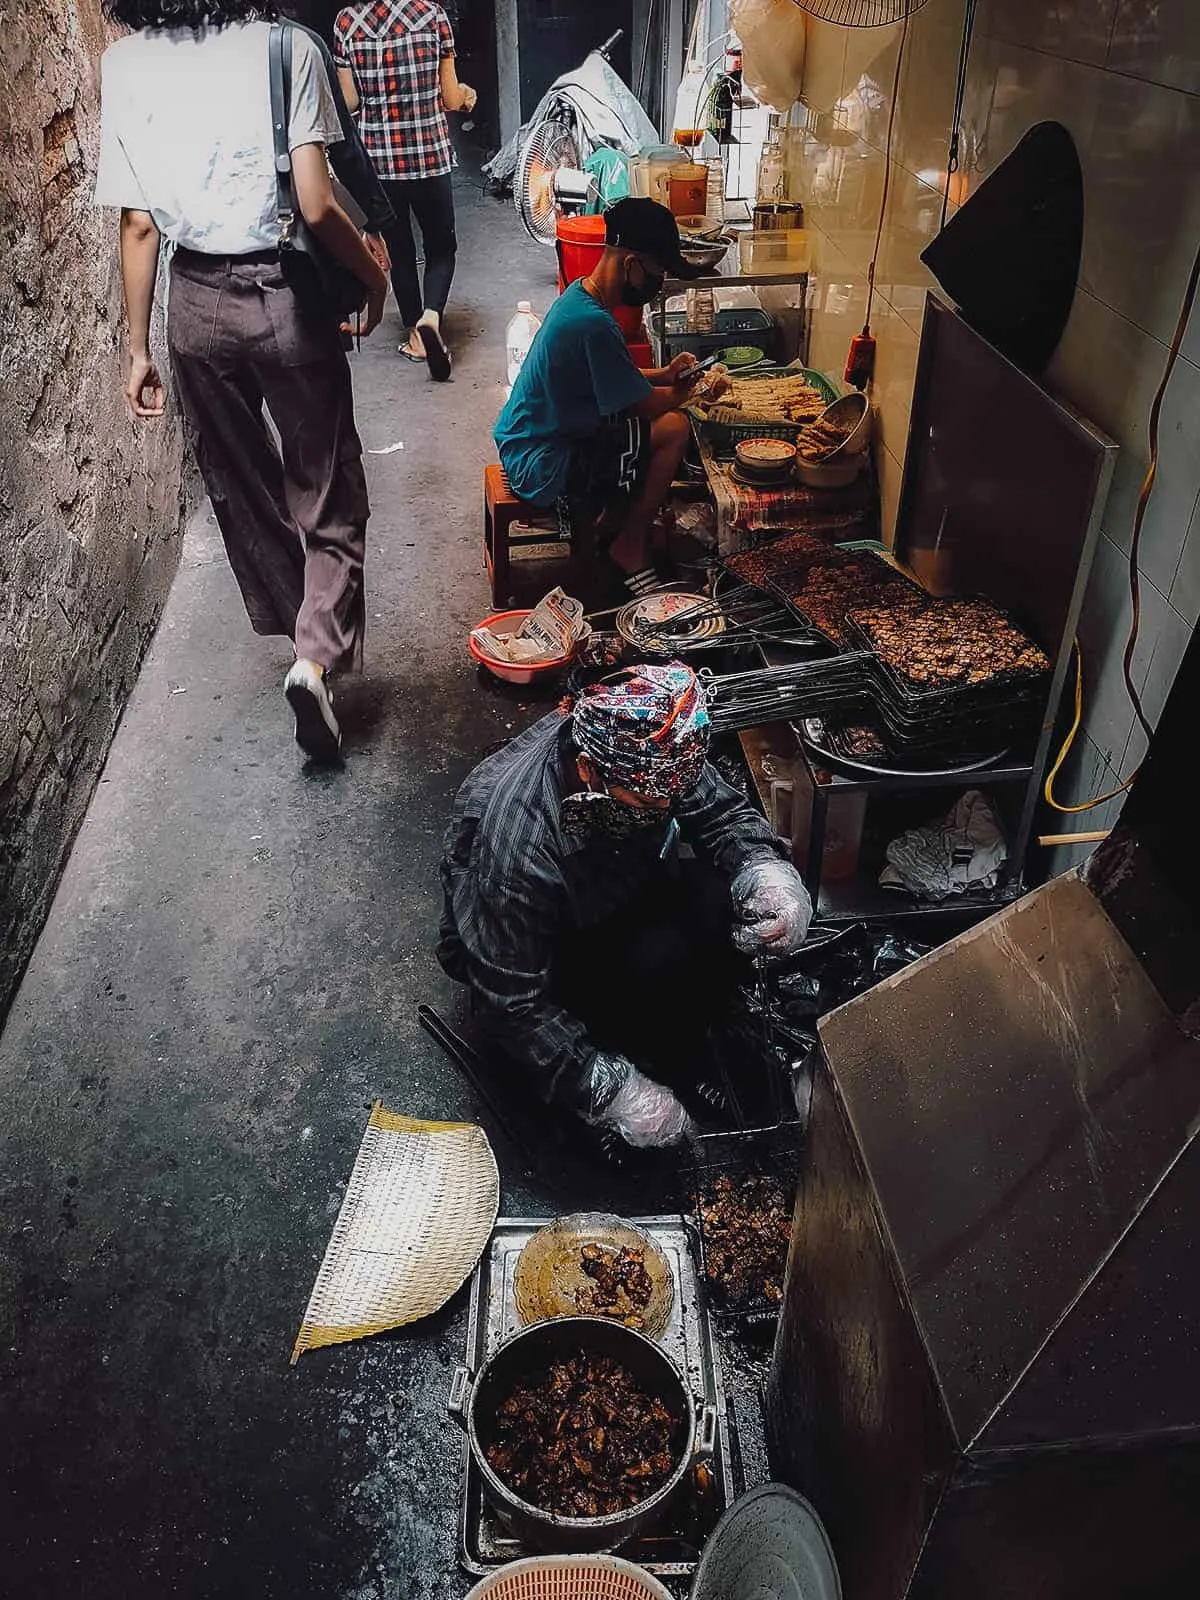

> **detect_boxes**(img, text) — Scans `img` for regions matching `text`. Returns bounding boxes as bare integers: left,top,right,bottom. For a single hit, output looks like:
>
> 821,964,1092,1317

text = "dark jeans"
380,173,457,328
553,862,744,1090
168,250,368,674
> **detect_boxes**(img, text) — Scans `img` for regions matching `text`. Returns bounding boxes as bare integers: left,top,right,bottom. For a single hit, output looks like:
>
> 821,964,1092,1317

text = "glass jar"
686,286,716,334
756,137,787,206
668,162,709,217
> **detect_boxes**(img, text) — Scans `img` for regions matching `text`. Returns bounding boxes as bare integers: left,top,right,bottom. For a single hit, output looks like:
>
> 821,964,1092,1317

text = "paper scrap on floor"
471,586,587,664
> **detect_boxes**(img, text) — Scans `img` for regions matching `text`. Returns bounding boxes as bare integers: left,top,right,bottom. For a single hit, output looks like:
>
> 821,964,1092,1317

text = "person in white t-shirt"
96,0,389,765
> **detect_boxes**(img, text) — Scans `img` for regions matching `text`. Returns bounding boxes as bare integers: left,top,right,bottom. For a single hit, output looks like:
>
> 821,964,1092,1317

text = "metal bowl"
679,238,730,272
449,1316,714,1554
615,592,726,655
796,455,864,489
808,392,871,460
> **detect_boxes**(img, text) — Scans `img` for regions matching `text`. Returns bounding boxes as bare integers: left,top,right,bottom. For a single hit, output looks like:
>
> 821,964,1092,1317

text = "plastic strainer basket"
464,1555,674,1600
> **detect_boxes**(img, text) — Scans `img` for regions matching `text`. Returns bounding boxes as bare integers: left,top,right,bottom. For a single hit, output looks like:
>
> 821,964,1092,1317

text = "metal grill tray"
798,717,1012,779
702,656,874,734
846,614,1052,705
459,1216,735,1581
686,1125,804,1327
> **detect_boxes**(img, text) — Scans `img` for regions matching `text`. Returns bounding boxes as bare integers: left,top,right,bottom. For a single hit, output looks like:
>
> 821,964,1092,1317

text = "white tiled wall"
796,0,1200,865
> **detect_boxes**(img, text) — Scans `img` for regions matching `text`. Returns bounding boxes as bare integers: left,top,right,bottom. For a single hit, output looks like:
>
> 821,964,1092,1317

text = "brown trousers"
168,249,368,674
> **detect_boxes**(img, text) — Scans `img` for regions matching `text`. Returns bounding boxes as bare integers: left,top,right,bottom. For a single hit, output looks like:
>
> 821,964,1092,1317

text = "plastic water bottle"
506,301,542,388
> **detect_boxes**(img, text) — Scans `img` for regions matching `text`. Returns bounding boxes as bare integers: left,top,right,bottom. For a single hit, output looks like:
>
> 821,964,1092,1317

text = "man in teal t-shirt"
495,199,706,600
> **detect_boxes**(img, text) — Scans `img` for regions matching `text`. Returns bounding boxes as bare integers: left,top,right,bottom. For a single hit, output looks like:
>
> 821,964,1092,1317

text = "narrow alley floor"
0,178,647,1599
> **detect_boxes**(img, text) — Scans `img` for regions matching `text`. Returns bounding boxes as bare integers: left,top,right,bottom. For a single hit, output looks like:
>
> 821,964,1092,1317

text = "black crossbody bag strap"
268,21,296,246
267,20,364,333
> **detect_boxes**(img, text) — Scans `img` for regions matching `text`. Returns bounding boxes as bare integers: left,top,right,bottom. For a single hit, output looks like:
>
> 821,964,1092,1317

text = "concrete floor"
0,177,661,1598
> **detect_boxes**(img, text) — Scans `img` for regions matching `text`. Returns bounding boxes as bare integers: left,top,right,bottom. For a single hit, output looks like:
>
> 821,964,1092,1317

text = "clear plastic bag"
730,857,814,958
731,0,808,113
584,1053,694,1148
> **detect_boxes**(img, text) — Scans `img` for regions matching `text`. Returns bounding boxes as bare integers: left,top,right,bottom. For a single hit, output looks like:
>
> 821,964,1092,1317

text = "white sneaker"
284,659,342,764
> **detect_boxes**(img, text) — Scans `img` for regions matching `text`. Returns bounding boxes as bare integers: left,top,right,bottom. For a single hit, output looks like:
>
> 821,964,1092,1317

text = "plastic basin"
469,609,586,685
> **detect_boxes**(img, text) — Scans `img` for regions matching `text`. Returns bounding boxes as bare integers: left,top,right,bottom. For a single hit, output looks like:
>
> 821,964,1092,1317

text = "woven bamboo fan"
789,0,930,25
292,1104,499,1361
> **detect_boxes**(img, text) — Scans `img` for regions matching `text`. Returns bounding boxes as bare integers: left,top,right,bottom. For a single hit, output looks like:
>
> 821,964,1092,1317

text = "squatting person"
437,664,813,1148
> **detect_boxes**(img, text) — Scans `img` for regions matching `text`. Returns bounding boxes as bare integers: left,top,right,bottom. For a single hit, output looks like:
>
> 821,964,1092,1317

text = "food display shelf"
736,717,1036,926
663,260,810,293
813,873,1026,927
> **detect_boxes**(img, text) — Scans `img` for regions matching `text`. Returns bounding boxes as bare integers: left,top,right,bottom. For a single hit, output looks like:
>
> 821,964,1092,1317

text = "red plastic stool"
485,464,572,608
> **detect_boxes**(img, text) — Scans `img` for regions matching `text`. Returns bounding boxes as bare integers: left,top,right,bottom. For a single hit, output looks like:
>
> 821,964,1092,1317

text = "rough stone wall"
0,0,188,1016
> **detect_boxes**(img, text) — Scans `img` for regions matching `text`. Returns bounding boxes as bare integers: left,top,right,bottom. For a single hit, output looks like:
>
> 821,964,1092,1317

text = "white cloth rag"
880,789,1007,901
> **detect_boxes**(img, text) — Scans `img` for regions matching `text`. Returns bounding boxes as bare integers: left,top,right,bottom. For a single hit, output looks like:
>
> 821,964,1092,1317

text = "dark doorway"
284,0,338,40
517,0,634,120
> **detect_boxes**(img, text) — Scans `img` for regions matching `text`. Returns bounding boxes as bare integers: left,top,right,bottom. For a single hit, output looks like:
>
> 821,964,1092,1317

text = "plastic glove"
730,857,813,959
584,1052,694,1149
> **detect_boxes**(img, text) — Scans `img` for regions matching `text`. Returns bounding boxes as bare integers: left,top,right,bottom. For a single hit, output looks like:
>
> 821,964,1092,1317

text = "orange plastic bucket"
555,215,644,340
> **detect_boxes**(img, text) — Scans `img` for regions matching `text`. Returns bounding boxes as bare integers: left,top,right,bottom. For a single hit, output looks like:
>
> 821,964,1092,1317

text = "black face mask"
562,790,670,845
622,262,665,307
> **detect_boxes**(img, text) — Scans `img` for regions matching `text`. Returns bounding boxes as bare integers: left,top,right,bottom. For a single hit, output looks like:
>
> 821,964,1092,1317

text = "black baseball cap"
604,197,708,280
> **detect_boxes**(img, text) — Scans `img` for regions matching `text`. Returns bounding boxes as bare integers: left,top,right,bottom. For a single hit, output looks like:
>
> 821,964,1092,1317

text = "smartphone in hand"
681,351,724,384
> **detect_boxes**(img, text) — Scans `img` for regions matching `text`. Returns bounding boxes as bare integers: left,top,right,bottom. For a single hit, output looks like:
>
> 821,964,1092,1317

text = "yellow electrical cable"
1044,226,1200,816
1043,639,1139,814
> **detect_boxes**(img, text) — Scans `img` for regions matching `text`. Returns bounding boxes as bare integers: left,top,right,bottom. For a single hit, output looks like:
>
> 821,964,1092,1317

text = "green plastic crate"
690,365,841,454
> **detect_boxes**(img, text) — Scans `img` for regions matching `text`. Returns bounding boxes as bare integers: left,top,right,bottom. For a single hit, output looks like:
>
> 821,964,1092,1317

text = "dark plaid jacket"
437,714,782,1108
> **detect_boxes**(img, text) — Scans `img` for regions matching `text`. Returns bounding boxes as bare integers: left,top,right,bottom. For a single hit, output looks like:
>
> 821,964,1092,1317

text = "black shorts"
562,414,651,507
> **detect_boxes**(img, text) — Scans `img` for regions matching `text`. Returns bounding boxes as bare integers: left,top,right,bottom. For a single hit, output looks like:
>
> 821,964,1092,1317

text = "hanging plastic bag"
731,0,807,113
673,60,714,145
672,0,713,144
584,147,630,212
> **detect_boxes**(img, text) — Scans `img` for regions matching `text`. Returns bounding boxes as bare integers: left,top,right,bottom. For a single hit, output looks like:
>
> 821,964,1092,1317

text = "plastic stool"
485,464,584,607
483,464,529,607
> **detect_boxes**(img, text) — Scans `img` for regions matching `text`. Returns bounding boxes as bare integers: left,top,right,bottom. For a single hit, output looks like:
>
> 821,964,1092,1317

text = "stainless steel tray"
458,1215,735,1580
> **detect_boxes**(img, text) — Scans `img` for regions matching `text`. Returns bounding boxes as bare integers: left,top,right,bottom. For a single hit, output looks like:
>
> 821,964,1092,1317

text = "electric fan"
789,0,931,24
516,118,584,244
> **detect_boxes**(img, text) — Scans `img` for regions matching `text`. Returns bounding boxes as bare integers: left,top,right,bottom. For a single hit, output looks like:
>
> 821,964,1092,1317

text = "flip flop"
420,321,452,382
399,345,426,363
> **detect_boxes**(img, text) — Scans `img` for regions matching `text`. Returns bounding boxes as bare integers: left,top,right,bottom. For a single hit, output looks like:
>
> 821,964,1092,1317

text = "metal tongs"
417,1003,531,1166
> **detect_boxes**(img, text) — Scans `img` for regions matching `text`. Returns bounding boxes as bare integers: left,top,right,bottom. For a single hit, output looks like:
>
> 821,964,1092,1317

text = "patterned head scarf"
571,663,711,800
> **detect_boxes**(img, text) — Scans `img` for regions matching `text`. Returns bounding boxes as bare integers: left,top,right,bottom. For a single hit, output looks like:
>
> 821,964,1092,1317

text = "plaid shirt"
334,0,456,182
437,713,782,1109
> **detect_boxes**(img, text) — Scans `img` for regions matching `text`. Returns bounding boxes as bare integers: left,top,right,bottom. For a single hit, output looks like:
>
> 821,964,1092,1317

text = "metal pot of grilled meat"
448,1315,715,1554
